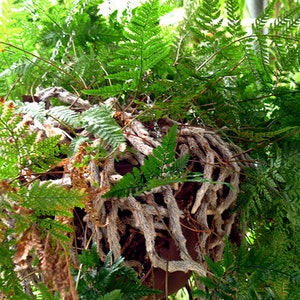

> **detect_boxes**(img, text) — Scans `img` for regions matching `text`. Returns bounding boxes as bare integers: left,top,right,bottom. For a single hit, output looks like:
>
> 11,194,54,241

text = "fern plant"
16,100,125,150
75,244,161,300
0,98,85,298
84,0,171,99
194,236,300,299
1,0,300,299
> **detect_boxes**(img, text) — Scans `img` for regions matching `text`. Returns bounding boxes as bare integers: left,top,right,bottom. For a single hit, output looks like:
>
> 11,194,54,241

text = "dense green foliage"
75,245,160,300
1,0,300,299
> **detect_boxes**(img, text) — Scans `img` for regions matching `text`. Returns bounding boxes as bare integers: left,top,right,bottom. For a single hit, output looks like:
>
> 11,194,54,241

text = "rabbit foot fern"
81,112,251,296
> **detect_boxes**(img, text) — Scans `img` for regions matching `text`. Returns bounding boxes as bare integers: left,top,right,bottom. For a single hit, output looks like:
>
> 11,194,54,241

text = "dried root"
81,114,251,294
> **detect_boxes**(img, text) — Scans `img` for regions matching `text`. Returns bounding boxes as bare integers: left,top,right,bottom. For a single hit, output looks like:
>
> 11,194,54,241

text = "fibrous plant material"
78,114,251,296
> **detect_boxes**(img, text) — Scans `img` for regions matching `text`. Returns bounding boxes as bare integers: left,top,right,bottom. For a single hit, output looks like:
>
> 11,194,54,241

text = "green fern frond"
26,135,61,173
34,283,59,300
104,166,146,198
76,246,160,299
269,7,300,37
48,106,80,127
193,0,222,35
226,0,244,38
20,180,84,216
0,243,32,300
86,0,170,98
0,100,60,179
0,102,22,179
80,105,125,148
83,84,125,98
104,125,209,198
16,102,47,123
252,0,276,32
67,136,89,156
104,125,179,197
97,290,123,300
38,218,74,243
234,126,299,142
196,237,300,299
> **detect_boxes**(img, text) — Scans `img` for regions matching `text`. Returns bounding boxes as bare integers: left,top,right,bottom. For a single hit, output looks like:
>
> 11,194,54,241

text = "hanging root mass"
80,116,251,287
7,88,252,298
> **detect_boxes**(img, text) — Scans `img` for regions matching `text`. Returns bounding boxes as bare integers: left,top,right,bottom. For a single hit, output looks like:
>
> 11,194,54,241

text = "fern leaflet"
80,105,125,148
48,106,80,127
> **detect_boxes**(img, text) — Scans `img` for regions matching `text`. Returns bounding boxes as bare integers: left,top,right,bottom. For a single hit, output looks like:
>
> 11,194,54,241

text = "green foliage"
0,0,124,97
0,100,61,178
195,237,300,299
84,0,170,99
0,243,33,300
75,244,160,300
17,100,125,149
0,99,84,298
81,105,125,148
1,0,300,298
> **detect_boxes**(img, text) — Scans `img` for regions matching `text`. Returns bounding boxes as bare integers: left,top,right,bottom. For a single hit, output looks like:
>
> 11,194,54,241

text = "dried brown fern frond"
14,225,77,300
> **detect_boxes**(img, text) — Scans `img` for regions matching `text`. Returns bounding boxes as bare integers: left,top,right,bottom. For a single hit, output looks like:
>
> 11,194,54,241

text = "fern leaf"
20,180,84,216
102,0,169,96
16,102,47,123
167,153,190,175
226,0,244,38
223,236,234,268
104,125,193,198
104,167,146,198
83,84,126,98
67,136,89,156
97,290,123,300
80,105,125,148
38,218,73,243
205,255,225,278
152,123,177,165
234,126,299,142
48,106,80,127
252,0,276,32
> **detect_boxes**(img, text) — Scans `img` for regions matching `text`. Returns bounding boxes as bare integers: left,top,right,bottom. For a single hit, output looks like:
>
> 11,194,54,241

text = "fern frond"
252,0,276,33
88,0,170,98
48,106,80,127
234,126,299,142
83,84,125,98
26,135,61,173
67,136,89,156
226,0,244,38
196,236,300,299
38,218,73,243
193,0,222,34
80,105,125,148
104,125,205,198
20,180,84,216
104,167,146,198
16,102,47,123
76,246,160,299
269,7,300,38
97,290,123,300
